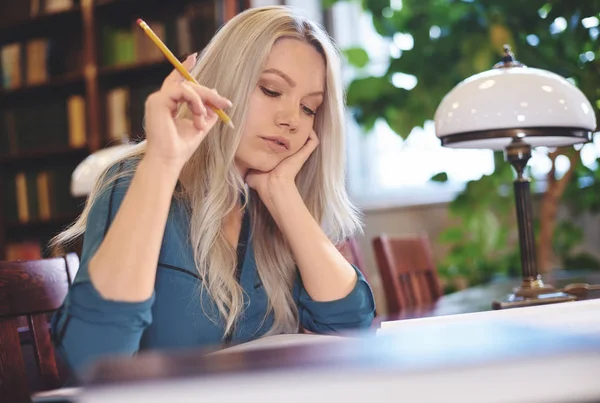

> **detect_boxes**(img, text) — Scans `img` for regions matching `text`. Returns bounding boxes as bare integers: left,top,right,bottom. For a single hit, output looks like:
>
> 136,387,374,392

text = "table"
78,318,600,403
377,270,600,323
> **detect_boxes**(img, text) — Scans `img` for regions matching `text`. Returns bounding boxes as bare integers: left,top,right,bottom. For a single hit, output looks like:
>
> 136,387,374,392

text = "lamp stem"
513,178,537,280
505,139,537,281
492,137,576,308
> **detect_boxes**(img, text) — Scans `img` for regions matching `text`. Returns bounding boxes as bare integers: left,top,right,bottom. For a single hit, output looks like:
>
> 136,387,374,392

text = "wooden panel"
0,257,70,317
0,254,77,398
0,318,30,403
29,314,60,390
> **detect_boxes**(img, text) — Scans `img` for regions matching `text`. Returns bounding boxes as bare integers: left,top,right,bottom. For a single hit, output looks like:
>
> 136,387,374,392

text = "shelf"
98,60,172,85
95,0,147,6
0,147,90,171
0,6,82,42
0,72,85,101
95,0,190,12
5,213,82,243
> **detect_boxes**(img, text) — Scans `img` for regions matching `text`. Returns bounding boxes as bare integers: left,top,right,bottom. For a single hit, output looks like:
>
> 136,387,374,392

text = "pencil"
136,18,235,129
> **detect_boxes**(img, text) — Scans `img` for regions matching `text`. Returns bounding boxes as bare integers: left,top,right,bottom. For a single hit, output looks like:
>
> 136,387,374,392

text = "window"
330,1,496,209
330,2,600,209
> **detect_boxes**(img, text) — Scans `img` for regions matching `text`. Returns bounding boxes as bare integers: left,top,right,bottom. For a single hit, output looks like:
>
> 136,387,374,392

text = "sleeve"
51,161,155,380
294,264,376,333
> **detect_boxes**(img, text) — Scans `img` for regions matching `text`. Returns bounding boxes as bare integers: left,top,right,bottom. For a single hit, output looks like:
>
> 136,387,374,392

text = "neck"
235,159,249,181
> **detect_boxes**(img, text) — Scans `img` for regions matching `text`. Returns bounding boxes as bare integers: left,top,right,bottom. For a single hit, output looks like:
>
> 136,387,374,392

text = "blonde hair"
52,6,362,337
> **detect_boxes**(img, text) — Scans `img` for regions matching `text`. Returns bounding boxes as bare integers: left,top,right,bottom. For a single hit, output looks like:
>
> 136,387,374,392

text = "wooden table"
376,270,600,324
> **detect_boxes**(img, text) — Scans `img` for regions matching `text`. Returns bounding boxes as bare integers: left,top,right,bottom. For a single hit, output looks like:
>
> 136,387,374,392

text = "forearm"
89,157,180,302
265,183,357,302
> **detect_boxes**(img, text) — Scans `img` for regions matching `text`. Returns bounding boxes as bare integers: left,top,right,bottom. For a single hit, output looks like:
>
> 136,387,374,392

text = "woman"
51,5,375,379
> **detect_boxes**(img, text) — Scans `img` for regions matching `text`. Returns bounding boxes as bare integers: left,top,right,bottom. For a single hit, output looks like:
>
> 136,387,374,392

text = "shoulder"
82,158,141,233
98,158,139,198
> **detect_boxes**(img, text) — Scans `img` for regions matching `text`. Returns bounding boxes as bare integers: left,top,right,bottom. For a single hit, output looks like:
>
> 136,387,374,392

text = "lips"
260,136,289,152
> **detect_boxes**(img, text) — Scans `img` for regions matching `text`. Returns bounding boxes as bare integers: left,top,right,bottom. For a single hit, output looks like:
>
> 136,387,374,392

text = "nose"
275,104,300,133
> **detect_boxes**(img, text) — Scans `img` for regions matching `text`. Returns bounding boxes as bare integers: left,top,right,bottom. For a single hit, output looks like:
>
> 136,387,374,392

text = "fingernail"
192,52,198,59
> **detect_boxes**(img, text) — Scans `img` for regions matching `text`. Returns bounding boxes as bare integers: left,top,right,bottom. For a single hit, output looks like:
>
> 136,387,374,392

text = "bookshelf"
0,0,250,260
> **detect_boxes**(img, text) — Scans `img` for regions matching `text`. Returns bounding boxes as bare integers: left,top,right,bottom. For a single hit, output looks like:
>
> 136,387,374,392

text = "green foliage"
563,158,600,215
430,172,448,183
437,156,520,288
343,47,370,68
558,157,600,270
330,0,600,288
332,0,600,137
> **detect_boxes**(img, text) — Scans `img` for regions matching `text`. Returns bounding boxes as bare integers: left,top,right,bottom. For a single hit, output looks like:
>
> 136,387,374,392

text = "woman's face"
235,38,326,177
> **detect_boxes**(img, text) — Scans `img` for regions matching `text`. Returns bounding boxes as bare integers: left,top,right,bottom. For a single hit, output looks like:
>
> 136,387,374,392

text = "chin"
241,151,282,172
249,158,280,172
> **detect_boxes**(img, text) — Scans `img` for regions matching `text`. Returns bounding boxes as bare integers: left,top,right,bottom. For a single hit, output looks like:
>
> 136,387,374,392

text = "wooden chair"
0,253,79,403
372,234,442,315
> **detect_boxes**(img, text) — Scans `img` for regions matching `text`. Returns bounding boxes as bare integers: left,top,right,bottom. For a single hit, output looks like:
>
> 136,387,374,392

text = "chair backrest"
0,253,79,403
336,237,368,280
372,234,441,314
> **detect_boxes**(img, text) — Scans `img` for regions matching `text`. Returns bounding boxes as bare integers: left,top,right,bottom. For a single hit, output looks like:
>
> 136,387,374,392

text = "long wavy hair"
51,6,362,337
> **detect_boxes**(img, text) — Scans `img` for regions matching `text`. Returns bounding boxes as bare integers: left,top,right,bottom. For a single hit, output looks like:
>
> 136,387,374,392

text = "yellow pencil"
136,18,235,129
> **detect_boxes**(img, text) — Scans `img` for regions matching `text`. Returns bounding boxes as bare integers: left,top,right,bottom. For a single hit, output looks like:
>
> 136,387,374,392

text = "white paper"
378,298,600,336
214,333,345,354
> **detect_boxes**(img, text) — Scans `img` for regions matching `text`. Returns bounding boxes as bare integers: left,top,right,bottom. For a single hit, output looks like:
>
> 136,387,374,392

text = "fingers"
148,82,207,131
294,131,320,163
162,53,197,88
195,86,234,111
301,130,320,155
282,130,320,171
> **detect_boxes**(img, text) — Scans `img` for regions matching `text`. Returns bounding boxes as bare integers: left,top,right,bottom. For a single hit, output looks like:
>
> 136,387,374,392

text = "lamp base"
492,276,577,309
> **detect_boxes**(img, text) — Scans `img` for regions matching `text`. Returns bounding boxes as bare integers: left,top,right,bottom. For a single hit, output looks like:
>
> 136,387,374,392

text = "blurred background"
1,0,599,315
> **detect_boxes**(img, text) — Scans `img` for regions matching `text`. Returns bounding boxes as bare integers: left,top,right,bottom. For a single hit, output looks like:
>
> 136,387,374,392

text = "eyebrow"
262,68,324,97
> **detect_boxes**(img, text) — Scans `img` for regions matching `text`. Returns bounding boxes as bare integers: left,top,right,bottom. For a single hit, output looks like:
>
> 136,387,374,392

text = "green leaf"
439,227,464,243
343,47,370,68
430,172,449,183
346,76,393,105
321,0,342,8
383,106,416,139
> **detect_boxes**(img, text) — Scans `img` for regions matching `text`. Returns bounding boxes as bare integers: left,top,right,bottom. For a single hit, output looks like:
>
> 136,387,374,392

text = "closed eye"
302,105,316,116
260,86,280,98
261,85,316,117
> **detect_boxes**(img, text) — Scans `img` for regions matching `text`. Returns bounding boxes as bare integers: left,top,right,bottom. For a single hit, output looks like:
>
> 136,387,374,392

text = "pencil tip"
228,121,235,129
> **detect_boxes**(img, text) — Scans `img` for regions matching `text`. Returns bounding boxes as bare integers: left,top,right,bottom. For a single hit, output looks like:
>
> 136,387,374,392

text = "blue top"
51,162,376,379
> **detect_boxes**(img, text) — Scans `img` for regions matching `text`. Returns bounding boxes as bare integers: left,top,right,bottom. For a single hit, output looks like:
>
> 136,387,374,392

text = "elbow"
301,282,377,333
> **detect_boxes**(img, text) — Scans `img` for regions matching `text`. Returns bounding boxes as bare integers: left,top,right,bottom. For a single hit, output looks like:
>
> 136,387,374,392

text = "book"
213,333,345,354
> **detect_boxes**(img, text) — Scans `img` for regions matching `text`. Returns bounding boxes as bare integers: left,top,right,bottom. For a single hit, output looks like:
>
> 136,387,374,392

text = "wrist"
138,155,182,186
142,150,186,176
262,180,301,217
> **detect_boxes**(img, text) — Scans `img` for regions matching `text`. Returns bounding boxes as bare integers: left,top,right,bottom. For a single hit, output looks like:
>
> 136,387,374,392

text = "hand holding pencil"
141,36,233,172
137,18,235,129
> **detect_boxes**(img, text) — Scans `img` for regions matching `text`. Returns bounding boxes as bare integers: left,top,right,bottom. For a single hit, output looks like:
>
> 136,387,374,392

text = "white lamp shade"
71,143,136,197
434,66,597,150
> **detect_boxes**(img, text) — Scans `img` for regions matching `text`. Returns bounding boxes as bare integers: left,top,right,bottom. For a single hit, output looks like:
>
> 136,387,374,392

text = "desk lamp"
434,46,597,309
